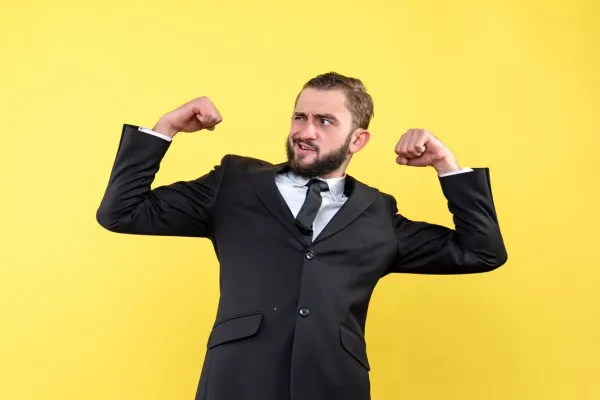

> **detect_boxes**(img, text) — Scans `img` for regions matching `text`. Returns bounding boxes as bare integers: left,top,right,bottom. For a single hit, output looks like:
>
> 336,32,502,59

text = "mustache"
293,139,318,151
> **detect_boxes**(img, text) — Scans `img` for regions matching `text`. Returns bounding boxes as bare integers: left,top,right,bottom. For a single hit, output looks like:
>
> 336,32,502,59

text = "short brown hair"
297,72,374,130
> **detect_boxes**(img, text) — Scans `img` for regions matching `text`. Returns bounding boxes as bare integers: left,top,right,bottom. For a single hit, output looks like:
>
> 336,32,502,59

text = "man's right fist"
152,96,223,138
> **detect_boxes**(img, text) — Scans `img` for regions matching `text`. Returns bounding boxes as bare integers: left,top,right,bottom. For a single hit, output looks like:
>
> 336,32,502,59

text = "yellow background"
1,0,599,399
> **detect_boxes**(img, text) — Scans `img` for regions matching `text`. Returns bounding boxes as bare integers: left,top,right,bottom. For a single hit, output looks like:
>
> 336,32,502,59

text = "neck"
321,159,350,179
318,168,346,179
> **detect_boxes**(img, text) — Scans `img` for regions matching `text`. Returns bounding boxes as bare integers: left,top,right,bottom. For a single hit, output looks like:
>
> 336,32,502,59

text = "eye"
319,118,332,126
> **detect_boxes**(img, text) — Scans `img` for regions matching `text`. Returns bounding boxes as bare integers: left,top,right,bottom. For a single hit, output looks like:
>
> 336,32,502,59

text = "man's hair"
297,72,374,130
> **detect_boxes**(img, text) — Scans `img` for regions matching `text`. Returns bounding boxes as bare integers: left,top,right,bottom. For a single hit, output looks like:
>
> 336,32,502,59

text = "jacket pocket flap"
339,323,370,371
208,311,263,349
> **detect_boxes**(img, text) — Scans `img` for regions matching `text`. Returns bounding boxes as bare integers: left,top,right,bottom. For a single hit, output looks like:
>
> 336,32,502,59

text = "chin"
298,153,316,160
292,152,314,162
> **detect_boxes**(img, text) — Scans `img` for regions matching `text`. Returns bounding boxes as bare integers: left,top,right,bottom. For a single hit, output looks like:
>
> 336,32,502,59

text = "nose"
295,121,317,141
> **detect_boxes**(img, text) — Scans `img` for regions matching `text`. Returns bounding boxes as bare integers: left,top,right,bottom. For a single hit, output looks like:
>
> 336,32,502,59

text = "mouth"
295,141,317,155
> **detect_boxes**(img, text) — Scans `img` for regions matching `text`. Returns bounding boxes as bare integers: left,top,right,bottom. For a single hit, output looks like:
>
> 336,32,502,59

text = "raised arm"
96,97,226,238
383,128,507,275
385,169,507,275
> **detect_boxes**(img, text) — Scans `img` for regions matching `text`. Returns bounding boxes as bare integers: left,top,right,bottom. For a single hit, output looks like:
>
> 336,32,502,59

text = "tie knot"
307,179,329,192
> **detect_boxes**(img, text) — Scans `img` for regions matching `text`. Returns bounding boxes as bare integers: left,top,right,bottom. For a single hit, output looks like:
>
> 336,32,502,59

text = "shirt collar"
285,170,347,202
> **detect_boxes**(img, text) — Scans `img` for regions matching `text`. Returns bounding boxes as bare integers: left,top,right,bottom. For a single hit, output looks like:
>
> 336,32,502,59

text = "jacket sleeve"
96,124,229,238
384,168,508,275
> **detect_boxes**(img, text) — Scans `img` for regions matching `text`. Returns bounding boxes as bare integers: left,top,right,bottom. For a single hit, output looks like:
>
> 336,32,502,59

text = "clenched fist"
395,128,460,174
152,96,223,138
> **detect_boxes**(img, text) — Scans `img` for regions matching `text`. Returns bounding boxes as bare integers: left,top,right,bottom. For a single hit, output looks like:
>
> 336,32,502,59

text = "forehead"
295,88,350,117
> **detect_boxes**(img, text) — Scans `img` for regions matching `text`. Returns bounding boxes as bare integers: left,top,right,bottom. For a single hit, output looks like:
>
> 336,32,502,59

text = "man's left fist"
395,129,460,173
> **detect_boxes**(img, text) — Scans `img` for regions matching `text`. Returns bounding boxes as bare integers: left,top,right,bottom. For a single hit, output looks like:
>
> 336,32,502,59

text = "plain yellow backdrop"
1,0,599,399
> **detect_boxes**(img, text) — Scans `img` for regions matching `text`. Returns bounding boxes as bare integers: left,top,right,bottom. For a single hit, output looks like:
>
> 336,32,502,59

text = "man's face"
286,88,355,179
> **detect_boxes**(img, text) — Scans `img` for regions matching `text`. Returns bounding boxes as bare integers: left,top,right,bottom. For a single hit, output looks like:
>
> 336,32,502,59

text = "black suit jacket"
97,124,508,400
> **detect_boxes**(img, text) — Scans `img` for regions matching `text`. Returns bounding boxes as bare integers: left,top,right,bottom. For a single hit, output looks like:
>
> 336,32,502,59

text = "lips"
295,141,317,153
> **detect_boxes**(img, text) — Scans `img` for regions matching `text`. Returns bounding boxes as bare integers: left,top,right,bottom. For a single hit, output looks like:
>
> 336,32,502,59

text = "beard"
286,134,352,179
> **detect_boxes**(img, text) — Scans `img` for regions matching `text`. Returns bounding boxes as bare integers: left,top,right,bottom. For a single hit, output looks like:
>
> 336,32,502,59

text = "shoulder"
220,154,273,170
216,154,280,184
350,176,397,212
349,175,387,197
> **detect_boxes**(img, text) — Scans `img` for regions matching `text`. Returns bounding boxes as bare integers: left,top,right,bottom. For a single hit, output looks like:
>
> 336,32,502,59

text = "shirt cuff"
438,168,473,177
138,126,173,142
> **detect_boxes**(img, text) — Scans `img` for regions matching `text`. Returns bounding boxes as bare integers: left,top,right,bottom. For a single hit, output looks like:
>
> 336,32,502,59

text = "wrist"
432,155,460,175
152,117,179,138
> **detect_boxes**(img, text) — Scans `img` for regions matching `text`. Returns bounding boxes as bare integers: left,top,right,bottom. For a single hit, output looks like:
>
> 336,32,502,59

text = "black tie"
295,179,330,237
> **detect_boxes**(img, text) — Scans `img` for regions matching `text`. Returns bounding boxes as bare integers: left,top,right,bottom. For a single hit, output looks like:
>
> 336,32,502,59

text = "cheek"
290,120,304,133
287,132,298,143
321,132,344,149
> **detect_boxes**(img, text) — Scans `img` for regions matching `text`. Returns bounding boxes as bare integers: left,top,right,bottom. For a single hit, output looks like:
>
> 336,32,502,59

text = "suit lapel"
247,162,307,246
312,176,377,245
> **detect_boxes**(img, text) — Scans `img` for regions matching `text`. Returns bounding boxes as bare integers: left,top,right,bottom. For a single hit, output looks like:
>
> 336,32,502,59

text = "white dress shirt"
274,171,347,240
137,126,473,240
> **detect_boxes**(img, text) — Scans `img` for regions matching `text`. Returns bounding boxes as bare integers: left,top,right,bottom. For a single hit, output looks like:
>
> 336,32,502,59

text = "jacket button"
298,308,310,317
305,249,315,259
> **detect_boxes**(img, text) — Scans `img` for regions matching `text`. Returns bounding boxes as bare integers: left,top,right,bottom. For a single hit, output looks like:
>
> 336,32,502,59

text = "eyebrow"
294,112,339,122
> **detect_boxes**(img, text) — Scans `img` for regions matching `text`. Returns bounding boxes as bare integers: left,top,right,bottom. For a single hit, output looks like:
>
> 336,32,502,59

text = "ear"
349,129,370,154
